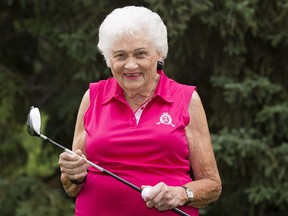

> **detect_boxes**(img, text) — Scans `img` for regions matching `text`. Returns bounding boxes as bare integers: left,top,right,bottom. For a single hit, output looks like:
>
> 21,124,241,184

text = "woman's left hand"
141,182,187,211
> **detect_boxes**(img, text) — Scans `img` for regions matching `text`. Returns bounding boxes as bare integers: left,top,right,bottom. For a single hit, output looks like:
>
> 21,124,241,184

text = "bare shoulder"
79,89,90,113
72,89,90,152
190,90,202,108
187,90,207,126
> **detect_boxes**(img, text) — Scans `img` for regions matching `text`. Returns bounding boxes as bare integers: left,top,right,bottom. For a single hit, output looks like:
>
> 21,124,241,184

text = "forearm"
185,178,222,208
61,174,84,198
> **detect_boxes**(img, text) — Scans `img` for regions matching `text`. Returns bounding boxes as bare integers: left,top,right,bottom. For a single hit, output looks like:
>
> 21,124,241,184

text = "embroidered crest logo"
156,112,175,127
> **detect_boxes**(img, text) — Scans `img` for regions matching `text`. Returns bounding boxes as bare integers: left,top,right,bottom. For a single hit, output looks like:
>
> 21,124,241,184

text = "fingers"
146,182,169,210
141,182,183,211
59,149,89,180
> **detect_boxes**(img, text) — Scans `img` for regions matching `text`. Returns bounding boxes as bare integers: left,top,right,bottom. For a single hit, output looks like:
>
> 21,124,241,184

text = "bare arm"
59,90,90,197
184,91,222,208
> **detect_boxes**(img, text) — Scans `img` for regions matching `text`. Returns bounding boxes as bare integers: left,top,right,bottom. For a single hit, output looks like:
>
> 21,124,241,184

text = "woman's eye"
136,51,147,58
115,53,125,60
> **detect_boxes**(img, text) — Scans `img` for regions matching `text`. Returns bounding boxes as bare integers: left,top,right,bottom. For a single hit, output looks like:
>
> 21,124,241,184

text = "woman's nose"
124,58,138,70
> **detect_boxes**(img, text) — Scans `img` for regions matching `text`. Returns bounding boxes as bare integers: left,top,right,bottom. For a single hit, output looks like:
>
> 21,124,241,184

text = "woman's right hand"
59,149,89,182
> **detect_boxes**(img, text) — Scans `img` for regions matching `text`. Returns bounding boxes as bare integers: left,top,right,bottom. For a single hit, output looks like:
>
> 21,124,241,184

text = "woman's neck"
124,73,160,111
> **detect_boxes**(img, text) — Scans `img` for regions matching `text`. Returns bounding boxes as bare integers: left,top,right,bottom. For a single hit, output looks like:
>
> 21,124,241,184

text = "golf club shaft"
38,134,189,216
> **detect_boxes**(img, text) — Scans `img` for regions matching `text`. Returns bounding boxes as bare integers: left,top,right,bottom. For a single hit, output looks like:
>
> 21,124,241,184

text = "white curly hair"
97,6,168,66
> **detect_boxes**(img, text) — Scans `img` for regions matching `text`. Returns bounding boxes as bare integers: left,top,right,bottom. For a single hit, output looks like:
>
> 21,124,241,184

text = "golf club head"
27,106,41,136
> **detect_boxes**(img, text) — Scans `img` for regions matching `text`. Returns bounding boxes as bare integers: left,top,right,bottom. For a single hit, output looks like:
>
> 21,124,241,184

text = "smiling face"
109,36,161,97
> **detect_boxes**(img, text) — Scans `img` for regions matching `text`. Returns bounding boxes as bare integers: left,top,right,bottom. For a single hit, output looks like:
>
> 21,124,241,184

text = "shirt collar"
154,70,173,103
102,70,173,104
102,78,124,104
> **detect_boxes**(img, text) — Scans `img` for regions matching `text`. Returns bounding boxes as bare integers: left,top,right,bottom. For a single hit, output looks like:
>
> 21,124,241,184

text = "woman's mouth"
124,72,142,79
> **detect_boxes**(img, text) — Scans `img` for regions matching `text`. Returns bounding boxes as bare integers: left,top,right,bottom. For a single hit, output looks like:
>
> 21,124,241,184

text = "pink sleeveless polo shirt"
75,70,198,216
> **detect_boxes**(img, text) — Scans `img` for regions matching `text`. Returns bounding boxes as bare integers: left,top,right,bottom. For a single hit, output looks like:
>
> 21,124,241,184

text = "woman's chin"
123,82,144,91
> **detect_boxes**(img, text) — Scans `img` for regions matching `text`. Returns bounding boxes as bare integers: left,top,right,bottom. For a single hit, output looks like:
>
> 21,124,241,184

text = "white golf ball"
141,187,152,199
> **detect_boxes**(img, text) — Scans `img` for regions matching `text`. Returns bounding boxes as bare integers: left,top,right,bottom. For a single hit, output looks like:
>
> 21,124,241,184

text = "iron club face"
27,106,41,136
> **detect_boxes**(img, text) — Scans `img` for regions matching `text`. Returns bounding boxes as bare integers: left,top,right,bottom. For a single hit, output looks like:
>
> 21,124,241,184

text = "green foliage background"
1,0,287,215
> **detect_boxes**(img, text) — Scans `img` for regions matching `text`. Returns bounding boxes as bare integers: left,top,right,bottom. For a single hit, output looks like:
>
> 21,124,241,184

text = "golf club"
26,106,190,216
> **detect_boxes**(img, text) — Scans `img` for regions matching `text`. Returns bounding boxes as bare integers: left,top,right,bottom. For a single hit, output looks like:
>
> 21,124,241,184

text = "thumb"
74,149,83,156
74,149,89,166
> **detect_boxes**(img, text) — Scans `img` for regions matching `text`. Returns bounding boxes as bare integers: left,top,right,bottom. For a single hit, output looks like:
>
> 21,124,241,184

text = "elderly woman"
59,6,221,216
